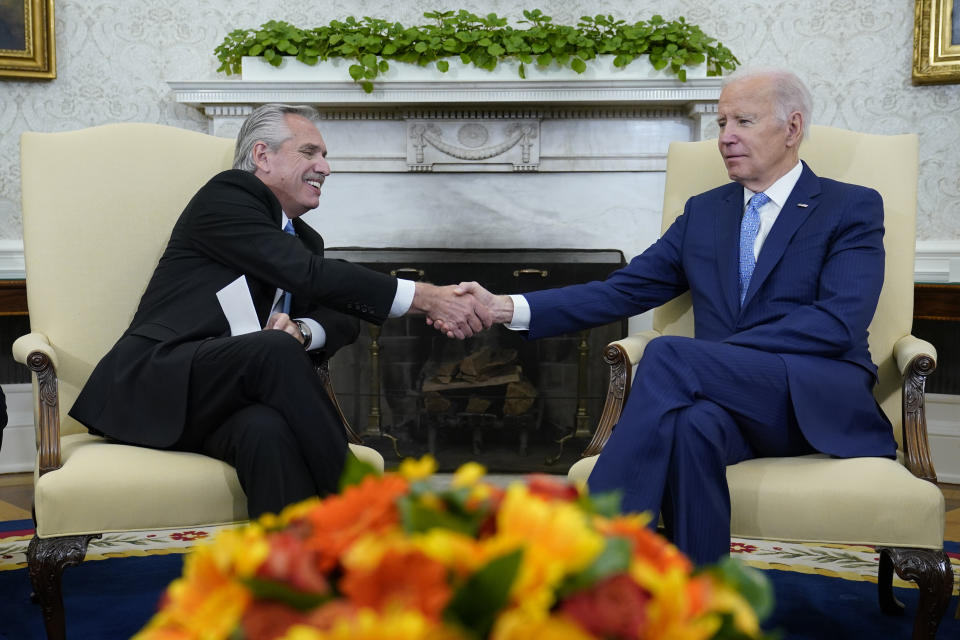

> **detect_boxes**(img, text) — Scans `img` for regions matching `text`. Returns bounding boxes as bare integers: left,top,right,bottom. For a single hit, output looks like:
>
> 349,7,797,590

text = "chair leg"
26,534,99,640
877,547,953,640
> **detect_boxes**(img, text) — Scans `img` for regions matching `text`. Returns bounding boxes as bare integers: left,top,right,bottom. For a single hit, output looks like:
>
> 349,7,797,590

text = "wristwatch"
293,319,312,349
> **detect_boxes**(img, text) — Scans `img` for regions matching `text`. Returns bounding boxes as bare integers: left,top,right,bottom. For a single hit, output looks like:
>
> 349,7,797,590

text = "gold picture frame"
914,0,960,84
0,0,55,80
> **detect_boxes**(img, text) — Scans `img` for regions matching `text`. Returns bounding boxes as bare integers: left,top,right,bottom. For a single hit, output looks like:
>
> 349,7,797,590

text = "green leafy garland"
215,9,739,92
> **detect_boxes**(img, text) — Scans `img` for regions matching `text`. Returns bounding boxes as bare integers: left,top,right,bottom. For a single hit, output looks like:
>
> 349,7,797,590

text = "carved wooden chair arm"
312,357,364,446
581,330,662,457
12,332,62,477
893,334,938,484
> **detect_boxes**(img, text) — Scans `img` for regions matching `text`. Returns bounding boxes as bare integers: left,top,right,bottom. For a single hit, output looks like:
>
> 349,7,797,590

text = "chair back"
655,125,919,447
20,124,235,436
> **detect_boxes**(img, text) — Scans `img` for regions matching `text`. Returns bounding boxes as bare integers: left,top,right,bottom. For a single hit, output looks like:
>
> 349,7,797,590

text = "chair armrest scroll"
12,332,62,476
581,330,662,457
894,335,937,483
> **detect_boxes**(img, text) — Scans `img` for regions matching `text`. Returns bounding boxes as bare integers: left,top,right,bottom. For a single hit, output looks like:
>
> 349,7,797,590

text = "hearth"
326,248,626,473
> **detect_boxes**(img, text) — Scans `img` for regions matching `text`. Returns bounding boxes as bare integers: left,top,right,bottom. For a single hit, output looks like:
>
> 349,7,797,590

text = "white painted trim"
0,383,34,473
926,393,960,484
914,239,960,283
0,239,25,280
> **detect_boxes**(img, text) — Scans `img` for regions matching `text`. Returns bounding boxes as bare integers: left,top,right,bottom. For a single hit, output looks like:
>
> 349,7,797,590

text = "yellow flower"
398,455,438,481
491,608,594,640
451,461,486,487
704,583,760,637
208,525,271,578
134,544,251,640
280,608,464,640
412,528,486,576
483,485,604,613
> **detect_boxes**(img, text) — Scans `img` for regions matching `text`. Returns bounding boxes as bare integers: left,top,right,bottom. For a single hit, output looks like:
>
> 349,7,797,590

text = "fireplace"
170,71,722,471
326,248,626,473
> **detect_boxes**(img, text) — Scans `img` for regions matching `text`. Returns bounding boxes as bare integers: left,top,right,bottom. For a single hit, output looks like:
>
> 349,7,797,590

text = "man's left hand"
265,312,305,345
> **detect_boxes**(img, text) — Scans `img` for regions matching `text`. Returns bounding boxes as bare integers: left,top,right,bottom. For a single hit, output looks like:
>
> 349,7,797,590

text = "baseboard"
927,393,960,483
0,383,33,473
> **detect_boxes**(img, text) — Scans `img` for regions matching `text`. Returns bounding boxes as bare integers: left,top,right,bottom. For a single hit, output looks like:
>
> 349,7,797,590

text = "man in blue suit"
452,69,896,564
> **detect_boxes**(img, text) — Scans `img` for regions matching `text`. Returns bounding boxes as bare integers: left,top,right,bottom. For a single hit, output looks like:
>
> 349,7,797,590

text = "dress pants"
175,330,348,518
587,336,814,565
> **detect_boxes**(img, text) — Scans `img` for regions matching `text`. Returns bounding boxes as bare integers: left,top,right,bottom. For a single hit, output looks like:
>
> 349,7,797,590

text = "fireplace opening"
327,248,626,474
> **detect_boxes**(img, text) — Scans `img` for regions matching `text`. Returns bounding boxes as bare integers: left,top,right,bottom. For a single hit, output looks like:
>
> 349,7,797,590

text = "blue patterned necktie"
738,192,770,305
280,221,296,315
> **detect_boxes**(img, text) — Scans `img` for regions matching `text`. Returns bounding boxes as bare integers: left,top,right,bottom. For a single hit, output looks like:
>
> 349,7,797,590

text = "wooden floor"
1,472,959,542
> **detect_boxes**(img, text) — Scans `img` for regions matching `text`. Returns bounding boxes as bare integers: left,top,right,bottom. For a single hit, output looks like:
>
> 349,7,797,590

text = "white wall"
0,0,958,242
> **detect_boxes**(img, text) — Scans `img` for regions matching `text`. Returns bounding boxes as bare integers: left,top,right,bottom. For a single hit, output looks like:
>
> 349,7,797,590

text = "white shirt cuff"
297,317,326,351
389,279,416,318
506,294,530,330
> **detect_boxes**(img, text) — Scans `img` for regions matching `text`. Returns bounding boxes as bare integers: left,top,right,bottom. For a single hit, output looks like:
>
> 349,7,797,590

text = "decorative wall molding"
0,240,25,279
1,233,958,284
407,120,540,171
0,383,33,474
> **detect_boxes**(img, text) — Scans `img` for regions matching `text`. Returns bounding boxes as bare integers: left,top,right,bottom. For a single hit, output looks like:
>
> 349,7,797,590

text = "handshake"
411,281,513,340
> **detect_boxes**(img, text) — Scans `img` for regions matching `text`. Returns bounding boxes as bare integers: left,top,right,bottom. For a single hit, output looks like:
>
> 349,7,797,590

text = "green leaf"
242,577,331,612
361,80,374,93
397,494,485,536
571,57,587,73
557,537,631,597
709,557,775,622
436,59,450,72
338,450,379,489
348,64,365,80
536,52,552,67
444,549,523,638
487,43,505,57
361,52,377,68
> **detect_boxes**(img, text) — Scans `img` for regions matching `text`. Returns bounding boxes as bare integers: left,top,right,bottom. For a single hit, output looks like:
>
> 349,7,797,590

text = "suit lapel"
716,185,744,321
741,162,820,309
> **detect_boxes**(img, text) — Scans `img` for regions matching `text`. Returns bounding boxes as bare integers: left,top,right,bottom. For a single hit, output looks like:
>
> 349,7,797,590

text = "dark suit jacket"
69,169,397,448
525,162,897,459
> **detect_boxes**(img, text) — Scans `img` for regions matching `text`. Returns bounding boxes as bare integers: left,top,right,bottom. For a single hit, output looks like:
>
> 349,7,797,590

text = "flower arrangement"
135,456,774,640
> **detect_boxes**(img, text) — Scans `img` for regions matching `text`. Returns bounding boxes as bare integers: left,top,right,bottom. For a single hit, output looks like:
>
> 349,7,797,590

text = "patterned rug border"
2,526,958,596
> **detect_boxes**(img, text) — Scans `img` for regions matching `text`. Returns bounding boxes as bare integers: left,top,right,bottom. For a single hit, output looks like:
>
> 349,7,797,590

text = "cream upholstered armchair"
568,126,954,638
14,123,384,640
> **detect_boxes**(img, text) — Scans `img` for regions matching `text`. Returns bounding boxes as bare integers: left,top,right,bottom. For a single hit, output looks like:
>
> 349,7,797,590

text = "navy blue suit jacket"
525,162,896,459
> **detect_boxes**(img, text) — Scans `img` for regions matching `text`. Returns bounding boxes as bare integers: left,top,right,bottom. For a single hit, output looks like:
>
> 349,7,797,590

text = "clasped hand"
419,281,510,340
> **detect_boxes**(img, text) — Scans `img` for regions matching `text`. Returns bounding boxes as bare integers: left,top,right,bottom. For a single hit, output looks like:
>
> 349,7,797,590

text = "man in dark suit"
453,70,896,564
70,104,490,518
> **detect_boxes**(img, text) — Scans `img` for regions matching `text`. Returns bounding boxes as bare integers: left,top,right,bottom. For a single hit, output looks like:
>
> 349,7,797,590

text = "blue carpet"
0,549,957,638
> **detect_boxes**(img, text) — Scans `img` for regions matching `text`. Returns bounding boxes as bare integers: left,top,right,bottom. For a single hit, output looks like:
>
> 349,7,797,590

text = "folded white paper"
216,275,261,336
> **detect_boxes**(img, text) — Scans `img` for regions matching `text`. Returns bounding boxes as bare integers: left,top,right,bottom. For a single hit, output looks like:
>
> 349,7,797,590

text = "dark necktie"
281,221,296,315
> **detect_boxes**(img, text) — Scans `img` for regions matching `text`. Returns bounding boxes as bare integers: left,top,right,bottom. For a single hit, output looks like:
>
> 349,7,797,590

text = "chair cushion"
568,453,944,549
35,434,385,538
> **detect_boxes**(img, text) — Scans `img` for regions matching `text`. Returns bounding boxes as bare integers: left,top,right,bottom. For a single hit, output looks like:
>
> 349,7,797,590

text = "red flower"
170,531,209,542
255,532,330,595
729,542,757,554
241,600,307,640
561,573,650,639
526,474,579,502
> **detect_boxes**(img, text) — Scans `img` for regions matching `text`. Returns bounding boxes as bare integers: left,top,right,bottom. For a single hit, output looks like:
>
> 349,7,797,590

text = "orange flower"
599,516,692,575
560,573,649,639
340,547,452,620
300,473,409,572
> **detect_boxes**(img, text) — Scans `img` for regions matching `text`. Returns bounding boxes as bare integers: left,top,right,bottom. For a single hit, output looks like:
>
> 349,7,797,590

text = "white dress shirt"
506,161,804,329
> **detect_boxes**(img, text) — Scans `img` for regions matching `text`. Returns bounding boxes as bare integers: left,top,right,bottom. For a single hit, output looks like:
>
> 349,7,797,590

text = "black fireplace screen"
327,248,627,474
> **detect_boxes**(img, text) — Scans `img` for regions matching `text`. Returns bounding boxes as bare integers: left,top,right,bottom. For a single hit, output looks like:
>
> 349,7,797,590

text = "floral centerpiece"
135,457,774,639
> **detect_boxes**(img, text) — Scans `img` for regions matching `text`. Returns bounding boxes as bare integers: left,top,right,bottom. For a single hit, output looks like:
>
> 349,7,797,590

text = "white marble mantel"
167,65,723,321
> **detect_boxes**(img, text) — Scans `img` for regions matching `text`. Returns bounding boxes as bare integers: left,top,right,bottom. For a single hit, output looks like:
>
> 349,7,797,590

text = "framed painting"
914,0,960,84
0,0,55,80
